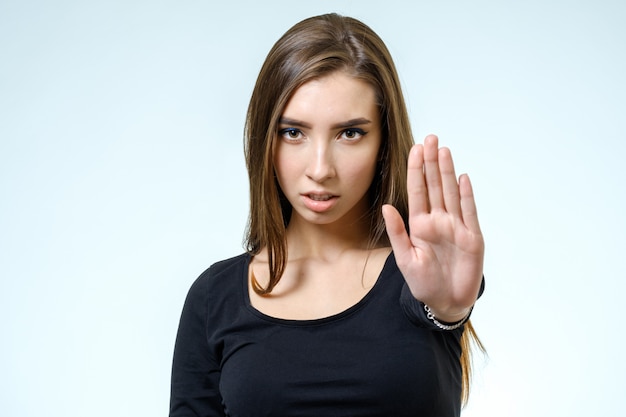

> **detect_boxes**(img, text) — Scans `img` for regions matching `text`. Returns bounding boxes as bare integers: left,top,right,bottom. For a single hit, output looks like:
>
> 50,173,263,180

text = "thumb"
382,204,413,262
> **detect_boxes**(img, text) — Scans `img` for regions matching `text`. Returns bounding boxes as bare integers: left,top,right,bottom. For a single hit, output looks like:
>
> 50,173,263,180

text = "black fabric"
170,252,470,417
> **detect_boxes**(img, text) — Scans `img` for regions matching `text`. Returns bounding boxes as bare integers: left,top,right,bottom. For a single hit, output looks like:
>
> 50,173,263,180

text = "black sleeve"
170,273,225,417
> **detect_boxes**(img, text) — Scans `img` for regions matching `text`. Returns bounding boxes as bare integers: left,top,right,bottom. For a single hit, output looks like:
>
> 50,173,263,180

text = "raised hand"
382,135,484,323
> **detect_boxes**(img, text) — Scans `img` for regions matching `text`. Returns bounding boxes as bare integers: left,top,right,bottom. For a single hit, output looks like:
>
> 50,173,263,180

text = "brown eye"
279,128,303,141
341,128,366,141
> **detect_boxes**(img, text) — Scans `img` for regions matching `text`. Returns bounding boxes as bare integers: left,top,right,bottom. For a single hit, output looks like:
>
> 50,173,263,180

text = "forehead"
281,72,379,123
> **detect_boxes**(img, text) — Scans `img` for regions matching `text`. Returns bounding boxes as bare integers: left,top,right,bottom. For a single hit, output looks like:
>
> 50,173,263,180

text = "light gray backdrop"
1,0,624,416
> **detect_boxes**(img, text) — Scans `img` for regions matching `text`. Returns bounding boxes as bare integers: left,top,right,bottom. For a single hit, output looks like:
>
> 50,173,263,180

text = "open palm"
383,135,484,323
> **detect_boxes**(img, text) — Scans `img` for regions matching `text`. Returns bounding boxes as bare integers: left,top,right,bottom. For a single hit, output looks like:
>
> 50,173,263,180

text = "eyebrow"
278,117,372,129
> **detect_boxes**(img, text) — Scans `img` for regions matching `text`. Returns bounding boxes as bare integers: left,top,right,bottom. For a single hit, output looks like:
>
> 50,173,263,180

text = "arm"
170,275,225,417
383,135,484,323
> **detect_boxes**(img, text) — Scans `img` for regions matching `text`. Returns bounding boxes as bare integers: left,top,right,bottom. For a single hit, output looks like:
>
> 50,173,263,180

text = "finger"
423,135,444,211
382,204,416,266
439,147,461,217
459,174,482,233
406,144,428,216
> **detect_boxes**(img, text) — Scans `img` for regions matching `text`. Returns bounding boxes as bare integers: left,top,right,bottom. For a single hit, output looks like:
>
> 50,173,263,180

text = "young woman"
170,13,485,417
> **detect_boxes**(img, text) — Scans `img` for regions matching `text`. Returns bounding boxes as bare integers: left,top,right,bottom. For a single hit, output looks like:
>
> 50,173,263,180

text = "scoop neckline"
241,251,395,327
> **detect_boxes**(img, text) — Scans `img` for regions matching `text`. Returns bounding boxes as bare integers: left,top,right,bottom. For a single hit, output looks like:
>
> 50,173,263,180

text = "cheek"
274,151,299,187
344,149,379,184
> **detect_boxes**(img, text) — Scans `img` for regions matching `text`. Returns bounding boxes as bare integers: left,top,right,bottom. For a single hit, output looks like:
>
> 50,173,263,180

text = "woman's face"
274,71,382,229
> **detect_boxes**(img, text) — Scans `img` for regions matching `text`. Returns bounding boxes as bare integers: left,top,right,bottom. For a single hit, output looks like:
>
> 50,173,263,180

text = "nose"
305,140,336,183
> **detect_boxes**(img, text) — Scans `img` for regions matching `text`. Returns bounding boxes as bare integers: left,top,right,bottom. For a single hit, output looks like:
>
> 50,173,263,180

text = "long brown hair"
243,13,482,405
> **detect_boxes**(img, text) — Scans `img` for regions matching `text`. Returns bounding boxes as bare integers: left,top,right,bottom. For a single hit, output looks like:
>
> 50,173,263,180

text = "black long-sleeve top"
170,252,474,416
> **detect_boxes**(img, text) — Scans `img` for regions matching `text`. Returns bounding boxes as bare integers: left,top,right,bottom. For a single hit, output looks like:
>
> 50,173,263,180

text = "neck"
284,215,374,261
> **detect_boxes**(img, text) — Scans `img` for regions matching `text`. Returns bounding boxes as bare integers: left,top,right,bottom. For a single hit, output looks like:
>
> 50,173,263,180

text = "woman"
170,13,485,417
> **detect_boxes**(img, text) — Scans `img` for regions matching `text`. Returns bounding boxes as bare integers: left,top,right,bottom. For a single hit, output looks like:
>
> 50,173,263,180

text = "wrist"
423,304,472,331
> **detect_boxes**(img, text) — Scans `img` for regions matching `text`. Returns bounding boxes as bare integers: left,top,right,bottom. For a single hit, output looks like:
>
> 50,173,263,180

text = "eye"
279,128,304,141
340,128,366,141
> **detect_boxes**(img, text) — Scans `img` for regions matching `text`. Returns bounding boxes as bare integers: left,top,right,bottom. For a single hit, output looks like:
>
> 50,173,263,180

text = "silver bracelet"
423,304,471,331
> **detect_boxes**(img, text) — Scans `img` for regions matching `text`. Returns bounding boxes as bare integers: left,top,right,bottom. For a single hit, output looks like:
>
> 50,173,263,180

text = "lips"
307,193,333,201
301,192,338,213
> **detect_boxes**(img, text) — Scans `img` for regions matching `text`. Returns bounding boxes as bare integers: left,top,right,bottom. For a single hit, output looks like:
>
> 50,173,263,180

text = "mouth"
301,192,338,213
307,194,334,201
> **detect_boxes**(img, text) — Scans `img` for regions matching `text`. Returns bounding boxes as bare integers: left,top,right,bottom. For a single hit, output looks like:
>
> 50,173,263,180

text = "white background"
1,1,625,416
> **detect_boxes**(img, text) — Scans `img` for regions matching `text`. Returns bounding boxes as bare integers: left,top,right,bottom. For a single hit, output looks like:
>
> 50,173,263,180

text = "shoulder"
193,253,249,283
205,253,250,279
380,251,401,281
185,253,250,303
